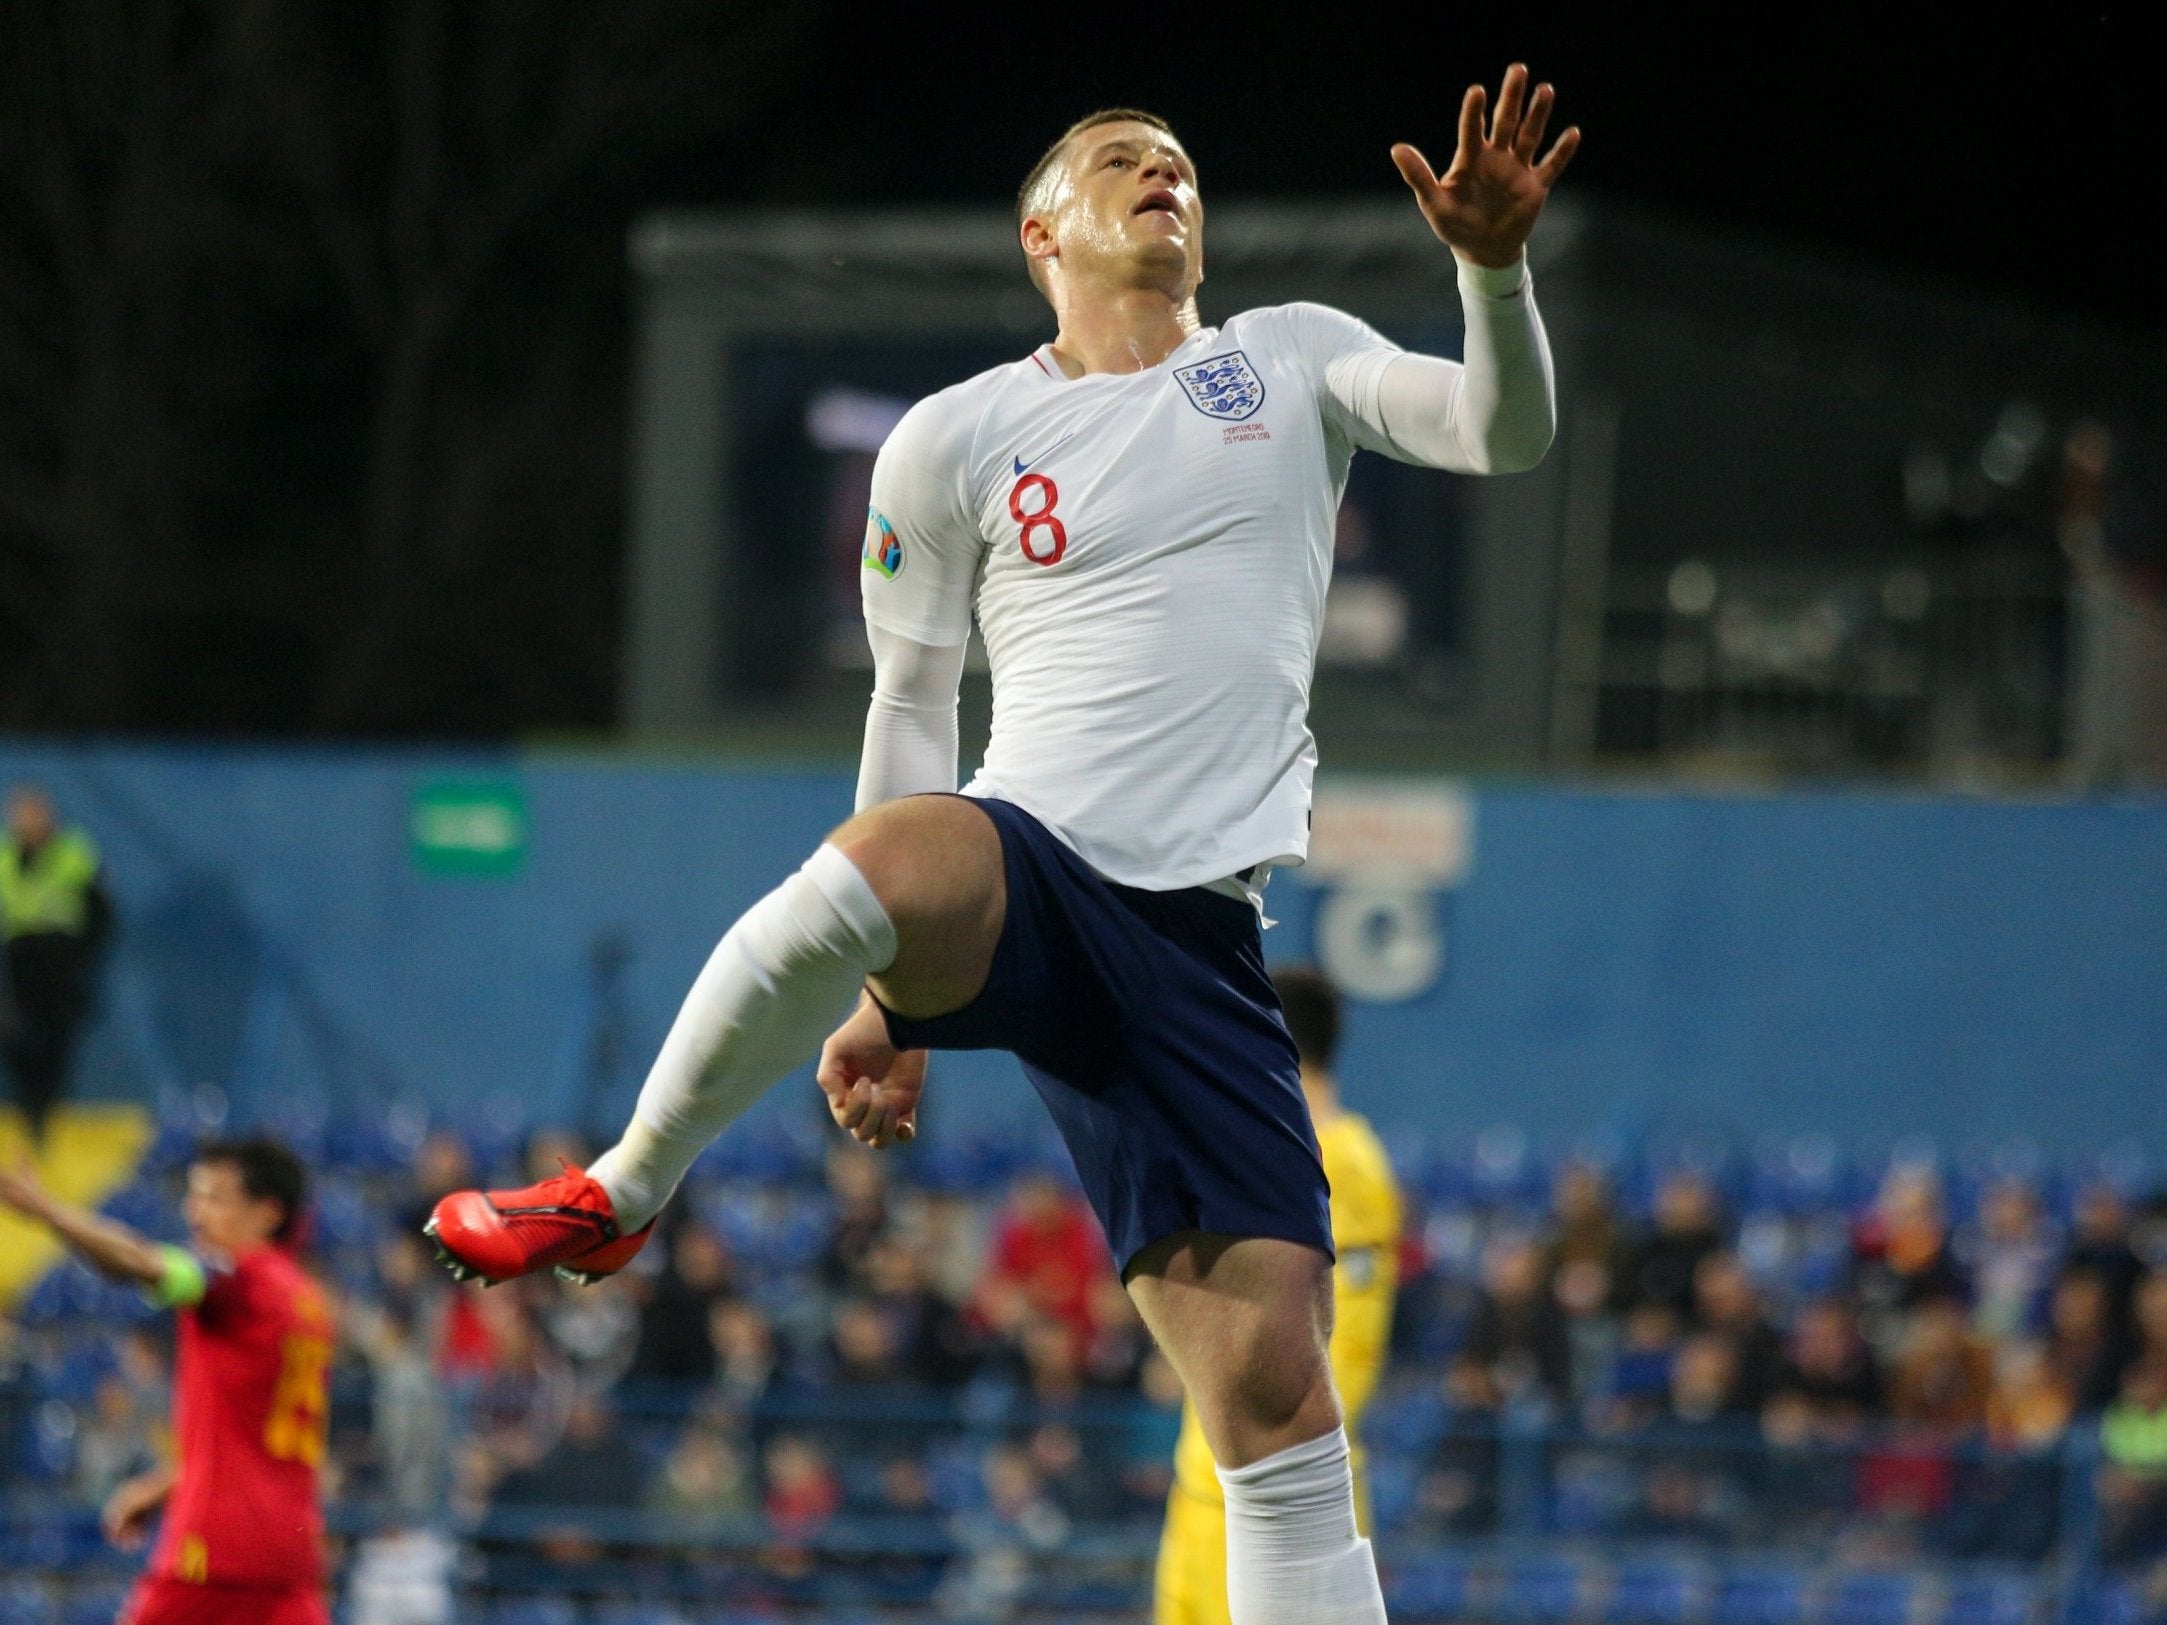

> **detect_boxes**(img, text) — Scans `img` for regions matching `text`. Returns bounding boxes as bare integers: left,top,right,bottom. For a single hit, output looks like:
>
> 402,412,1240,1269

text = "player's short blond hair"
1016,108,1186,298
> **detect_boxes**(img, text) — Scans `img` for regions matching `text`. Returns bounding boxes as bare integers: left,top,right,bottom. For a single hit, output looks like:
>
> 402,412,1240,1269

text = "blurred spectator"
352,1300,452,1519
2100,1360,2167,1563
1027,1419,1125,1522
1544,1163,1632,1405
940,1442,1066,1618
0,1318,21,1452
1017,1311,1090,1410
1624,1336,1748,1545
830,1296,912,1386
1961,1180,2059,1341
974,1171,1109,1358
1668,1333,1742,1428
1954,1339,2073,1563
71,1372,161,1505
1851,1168,1968,1345
455,1287,573,1490
1427,1356,1503,1532
626,1221,736,1387
0,785,114,1143
2045,1267,2131,1413
538,1273,637,1387
762,1433,842,1578
375,1230,442,1329
864,1454,946,1600
1889,1296,1994,1433
2059,418,2167,789
493,1392,645,1562
1629,1170,1724,1317
343,1526,458,1625
863,1235,981,1386
709,1299,781,1407
1986,1340,2075,1451
112,1325,172,1422
2134,1272,2167,1369
1460,1234,1571,1410
1544,1161,1634,1309
915,1186,991,1305
398,1131,476,1236
1773,1298,1881,1435
1601,1303,1684,1431
1122,1349,1186,1505
647,1415,753,1532
1693,1252,1787,1413
2067,1183,2146,1333
976,1440,1069,1547
1083,1272,1151,1388
820,1144,892,1290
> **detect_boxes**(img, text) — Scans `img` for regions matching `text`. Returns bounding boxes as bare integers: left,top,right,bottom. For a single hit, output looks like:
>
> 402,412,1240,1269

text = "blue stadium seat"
1382,1127,1434,1194
1825,1571,1916,1625
591,1605,693,1625
1494,1556,1591,1624
1607,1559,1702,1625
310,1174,379,1250
0,1581,58,1625
1382,1554,1473,1620
1363,1386,1446,1454
1365,1454,1423,1533
61,1587,130,1625
1941,1575,2040,1625
2061,1577,2148,1625
1712,1566,1811,1625
1550,1447,1636,1535
490,1597,584,1625
1468,1124,1548,1208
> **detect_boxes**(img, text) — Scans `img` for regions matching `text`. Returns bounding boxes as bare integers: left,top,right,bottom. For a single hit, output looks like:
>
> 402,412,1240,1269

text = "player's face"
1043,123,1202,295
183,1161,284,1252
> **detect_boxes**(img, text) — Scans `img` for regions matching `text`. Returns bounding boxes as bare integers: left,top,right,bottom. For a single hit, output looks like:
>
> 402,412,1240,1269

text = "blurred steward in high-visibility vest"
1155,965,1405,1625
1,785,114,1143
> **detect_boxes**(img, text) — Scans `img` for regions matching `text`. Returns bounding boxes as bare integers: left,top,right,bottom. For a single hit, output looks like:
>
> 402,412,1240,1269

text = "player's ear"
1020,213,1057,273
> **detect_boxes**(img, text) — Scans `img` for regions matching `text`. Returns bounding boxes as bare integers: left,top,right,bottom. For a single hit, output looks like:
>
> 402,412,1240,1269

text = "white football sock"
1217,1428,1388,1624
588,844,896,1229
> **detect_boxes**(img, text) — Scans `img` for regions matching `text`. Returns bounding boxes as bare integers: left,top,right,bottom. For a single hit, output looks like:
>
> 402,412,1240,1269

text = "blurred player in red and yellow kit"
1156,967,1403,1625
0,1137,331,1625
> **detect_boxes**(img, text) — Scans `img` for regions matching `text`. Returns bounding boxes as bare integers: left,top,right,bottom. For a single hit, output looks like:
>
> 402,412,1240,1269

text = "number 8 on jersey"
1009,473,1067,566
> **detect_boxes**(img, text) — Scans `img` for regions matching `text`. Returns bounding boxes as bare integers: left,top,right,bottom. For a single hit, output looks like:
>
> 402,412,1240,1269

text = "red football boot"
424,1163,653,1286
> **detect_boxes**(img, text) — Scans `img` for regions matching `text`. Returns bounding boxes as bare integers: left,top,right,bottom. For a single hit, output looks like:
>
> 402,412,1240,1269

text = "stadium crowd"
9,1106,2167,1619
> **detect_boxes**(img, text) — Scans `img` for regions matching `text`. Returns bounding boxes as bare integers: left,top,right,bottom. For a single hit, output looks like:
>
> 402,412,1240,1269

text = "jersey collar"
1027,327,1220,383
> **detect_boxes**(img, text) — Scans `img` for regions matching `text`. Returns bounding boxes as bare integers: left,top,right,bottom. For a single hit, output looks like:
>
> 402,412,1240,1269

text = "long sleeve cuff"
1456,254,1528,300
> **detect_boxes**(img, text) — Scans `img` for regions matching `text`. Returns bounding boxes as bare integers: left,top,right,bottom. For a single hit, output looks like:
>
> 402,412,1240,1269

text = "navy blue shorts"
880,797,1331,1275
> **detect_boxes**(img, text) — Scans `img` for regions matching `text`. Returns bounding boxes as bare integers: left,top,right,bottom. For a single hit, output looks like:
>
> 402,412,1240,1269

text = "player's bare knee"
831,796,1005,1016
829,795,1001,928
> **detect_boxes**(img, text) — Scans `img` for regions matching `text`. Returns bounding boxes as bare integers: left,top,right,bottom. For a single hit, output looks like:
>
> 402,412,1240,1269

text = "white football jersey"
860,292,1539,892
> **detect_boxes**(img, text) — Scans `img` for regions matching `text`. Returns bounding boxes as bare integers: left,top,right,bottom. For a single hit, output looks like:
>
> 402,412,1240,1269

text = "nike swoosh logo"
1013,431,1076,476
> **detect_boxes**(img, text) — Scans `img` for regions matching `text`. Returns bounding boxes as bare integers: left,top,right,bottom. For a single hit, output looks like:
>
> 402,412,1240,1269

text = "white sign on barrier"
1301,782,1474,1003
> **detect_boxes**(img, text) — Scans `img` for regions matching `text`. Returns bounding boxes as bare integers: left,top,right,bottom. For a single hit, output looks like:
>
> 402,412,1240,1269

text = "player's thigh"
1156,1486,1232,1625
1126,1231,1340,1467
828,792,1005,1019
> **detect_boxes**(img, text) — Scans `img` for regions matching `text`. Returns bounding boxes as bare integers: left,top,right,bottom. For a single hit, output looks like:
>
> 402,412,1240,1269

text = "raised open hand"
1392,63,1580,270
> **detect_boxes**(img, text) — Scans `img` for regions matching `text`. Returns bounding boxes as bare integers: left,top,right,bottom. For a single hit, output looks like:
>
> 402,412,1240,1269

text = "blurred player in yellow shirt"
1156,965,1405,1625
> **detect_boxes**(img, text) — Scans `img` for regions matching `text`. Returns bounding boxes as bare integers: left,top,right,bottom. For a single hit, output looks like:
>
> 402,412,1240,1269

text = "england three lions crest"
1174,350,1265,422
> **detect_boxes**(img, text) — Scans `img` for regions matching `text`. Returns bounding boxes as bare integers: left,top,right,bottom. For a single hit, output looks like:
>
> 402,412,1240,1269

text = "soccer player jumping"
432,64,1574,1622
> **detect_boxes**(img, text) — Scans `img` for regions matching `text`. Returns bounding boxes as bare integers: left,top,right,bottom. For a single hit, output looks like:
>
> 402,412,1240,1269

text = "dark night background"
0,2,2150,740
